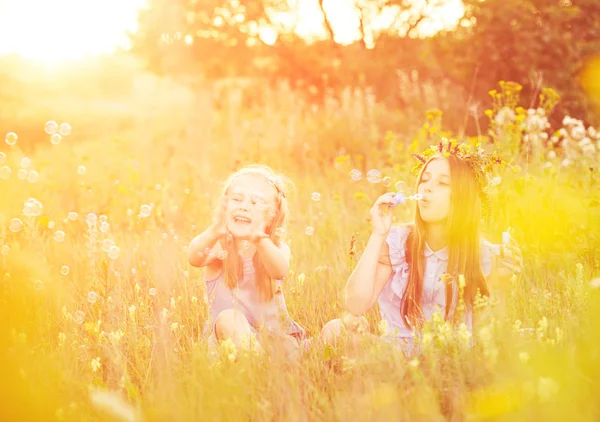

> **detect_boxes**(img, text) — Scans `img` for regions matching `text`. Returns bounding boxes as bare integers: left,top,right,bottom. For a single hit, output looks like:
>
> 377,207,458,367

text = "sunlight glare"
0,0,146,64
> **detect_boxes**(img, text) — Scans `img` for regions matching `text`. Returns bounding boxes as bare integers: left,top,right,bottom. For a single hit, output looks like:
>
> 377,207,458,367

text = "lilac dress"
378,225,494,351
204,256,305,340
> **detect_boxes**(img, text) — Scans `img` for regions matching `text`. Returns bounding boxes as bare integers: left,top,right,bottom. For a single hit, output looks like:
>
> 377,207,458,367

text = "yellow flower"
377,319,388,336
91,357,101,372
108,330,124,344
518,351,530,364
353,191,369,201
537,377,559,402
458,274,466,290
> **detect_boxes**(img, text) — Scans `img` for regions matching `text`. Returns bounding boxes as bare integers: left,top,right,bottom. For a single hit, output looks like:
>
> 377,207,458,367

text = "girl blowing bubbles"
187,165,305,354
322,140,522,353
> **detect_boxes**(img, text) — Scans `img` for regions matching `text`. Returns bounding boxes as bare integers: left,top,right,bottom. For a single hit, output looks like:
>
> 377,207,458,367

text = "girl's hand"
211,198,231,240
249,204,272,244
492,235,523,279
369,193,396,237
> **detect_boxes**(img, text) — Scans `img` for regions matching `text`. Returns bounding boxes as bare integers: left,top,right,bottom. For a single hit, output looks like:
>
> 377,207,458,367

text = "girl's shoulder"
387,224,412,245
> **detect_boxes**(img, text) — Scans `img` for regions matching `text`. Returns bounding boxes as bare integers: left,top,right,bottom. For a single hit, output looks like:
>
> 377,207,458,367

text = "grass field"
1,63,599,421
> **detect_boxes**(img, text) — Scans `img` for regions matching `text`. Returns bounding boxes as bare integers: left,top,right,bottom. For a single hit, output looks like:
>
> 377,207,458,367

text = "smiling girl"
187,165,305,353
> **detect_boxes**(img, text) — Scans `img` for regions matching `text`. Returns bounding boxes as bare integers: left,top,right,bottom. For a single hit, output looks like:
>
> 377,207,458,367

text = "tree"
434,0,600,125
130,0,458,104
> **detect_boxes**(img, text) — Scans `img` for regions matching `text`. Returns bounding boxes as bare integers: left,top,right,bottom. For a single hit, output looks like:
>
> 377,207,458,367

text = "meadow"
1,57,599,421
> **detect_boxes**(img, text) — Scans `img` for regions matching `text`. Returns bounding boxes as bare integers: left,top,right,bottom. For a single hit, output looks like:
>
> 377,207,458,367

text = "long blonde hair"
401,154,489,327
217,164,291,302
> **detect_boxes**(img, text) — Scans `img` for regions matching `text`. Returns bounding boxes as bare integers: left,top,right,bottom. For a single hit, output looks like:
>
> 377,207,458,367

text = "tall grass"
0,59,599,421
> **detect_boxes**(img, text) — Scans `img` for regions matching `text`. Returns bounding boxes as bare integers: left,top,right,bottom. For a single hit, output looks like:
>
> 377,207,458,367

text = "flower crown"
412,138,506,217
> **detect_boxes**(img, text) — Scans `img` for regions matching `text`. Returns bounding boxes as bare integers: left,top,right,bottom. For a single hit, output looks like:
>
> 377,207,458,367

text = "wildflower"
518,351,530,364
108,330,124,344
91,357,101,372
377,319,388,336
537,377,559,402
221,338,237,362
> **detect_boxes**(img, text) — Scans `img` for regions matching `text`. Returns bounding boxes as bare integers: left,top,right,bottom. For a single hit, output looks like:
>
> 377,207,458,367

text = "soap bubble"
60,265,70,276
108,245,120,260
1,245,9,256
59,123,72,136
20,157,31,168
18,169,27,180
67,212,78,221
311,192,321,202
102,239,115,253
0,166,10,179
395,181,406,192
149,288,157,296
139,204,152,218
99,222,110,233
77,165,86,175
50,134,62,145
305,226,315,236
5,132,17,146
350,169,362,181
27,170,39,183
23,198,43,217
45,121,59,135
87,291,98,304
9,218,23,232
0,152,5,163
53,230,66,243
366,169,382,184
73,311,85,324
382,176,391,187
33,279,44,290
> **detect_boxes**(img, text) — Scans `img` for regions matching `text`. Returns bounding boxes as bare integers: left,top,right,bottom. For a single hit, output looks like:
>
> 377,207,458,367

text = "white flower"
495,107,516,126
587,126,596,138
490,176,502,187
571,126,586,140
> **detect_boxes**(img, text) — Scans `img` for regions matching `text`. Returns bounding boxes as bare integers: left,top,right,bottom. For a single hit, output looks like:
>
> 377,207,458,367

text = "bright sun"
0,0,146,64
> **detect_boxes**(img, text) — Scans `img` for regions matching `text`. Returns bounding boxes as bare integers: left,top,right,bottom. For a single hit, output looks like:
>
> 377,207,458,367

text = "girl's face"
224,174,278,239
417,157,452,224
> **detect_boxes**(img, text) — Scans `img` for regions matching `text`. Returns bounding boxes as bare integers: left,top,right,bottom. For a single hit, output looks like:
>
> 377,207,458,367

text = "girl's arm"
187,224,225,267
345,192,397,316
345,235,393,316
256,238,291,279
